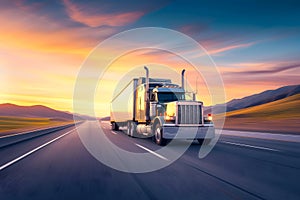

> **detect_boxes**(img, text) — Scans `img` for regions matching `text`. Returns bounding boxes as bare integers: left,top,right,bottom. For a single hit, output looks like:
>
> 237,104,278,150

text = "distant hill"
214,94,300,134
0,103,96,120
0,103,73,120
226,84,300,111
225,93,300,119
206,84,300,114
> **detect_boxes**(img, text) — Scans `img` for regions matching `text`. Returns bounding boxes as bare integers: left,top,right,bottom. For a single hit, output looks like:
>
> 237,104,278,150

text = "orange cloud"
0,17,111,55
207,42,254,55
63,0,144,27
223,61,300,74
0,2,118,56
217,60,300,102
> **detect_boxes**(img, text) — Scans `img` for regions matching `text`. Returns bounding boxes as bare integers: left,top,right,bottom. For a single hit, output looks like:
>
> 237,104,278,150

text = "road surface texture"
0,121,299,200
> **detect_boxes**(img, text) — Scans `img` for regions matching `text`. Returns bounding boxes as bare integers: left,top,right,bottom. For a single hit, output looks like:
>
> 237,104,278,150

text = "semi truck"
110,67,215,146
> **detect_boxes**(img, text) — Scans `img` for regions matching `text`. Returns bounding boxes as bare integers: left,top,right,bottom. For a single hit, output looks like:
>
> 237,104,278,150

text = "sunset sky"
1,0,300,117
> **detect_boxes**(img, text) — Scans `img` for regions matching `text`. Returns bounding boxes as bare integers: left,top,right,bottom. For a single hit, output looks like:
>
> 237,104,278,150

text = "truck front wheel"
154,123,167,146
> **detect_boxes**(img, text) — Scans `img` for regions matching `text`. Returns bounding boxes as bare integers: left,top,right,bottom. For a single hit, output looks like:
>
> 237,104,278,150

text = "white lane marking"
0,127,77,171
219,129,300,143
135,143,169,161
222,141,280,152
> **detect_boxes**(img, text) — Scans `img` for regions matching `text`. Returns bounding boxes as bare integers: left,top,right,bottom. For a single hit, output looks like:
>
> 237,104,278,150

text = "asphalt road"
0,121,299,200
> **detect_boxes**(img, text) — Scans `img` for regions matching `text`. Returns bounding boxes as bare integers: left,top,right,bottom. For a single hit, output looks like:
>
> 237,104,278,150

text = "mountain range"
0,103,95,120
205,84,300,114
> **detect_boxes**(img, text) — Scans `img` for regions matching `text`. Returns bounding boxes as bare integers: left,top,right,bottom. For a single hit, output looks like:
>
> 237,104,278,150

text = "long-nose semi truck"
110,67,215,146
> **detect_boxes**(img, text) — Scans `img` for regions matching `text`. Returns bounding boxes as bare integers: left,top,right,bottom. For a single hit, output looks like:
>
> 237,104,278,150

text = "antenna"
195,76,198,94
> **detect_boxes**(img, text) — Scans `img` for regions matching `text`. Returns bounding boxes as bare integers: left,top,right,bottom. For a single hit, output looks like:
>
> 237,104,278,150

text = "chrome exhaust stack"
181,69,186,90
144,66,150,123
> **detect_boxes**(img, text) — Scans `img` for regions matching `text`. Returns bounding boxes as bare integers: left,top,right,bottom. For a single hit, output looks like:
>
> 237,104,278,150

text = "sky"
1,0,300,117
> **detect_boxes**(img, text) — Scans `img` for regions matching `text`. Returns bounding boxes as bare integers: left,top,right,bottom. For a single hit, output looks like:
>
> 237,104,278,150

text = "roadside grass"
214,94,300,134
0,116,73,136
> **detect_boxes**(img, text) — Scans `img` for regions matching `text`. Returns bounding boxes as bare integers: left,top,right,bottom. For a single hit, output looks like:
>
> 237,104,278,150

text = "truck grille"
177,103,202,125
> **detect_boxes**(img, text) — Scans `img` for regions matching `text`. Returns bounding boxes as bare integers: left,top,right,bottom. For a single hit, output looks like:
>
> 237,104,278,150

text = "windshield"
157,92,185,103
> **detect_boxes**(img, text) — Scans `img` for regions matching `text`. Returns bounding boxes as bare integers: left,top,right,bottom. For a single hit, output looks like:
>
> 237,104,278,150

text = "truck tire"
126,121,131,136
127,121,137,137
112,122,119,131
198,139,212,145
154,123,167,146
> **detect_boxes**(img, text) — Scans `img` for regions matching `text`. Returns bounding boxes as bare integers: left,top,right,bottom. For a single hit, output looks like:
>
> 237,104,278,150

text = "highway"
0,121,299,200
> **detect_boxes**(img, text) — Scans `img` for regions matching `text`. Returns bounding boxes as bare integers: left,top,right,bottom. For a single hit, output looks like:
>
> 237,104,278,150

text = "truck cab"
110,67,215,146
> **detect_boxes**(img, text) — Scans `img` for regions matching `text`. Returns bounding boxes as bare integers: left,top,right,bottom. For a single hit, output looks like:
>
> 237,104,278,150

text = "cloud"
62,0,144,27
228,62,300,75
179,23,209,36
219,61,300,97
0,3,117,55
177,23,256,56
13,0,44,12
207,42,254,55
218,61,300,102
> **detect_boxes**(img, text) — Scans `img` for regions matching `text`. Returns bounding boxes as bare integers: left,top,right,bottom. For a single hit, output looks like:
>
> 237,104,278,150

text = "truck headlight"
165,115,176,121
207,113,213,121
204,113,213,122
164,102,176,121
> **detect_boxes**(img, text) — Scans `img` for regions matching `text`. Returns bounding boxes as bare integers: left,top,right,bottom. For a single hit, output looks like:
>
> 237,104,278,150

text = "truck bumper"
162,124,215,139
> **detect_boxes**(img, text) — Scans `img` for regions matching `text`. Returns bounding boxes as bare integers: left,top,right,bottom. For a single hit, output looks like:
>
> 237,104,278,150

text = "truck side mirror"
150,93,157,102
